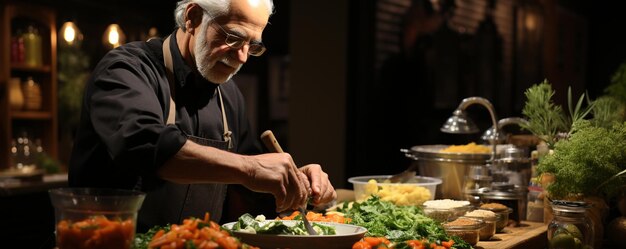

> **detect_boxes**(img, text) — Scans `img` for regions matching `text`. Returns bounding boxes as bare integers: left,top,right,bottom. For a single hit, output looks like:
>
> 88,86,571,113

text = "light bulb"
108,26,120,46
60,21,82,46
103,24,126,49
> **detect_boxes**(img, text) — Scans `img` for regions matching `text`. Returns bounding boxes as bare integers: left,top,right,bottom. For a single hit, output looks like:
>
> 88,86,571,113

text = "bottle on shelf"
22,25,43,67
22,76,43,111
10,29,25,63
9,77,24,110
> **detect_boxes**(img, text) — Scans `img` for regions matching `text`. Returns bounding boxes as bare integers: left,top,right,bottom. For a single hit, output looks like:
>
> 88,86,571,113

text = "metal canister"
481,184,528,225
492,146,531,187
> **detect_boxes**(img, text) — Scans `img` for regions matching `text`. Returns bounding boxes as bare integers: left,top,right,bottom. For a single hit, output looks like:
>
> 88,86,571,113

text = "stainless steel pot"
402,144,491,200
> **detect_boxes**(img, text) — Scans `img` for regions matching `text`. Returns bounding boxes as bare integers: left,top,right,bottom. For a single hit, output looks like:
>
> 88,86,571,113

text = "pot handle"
400,148,418,161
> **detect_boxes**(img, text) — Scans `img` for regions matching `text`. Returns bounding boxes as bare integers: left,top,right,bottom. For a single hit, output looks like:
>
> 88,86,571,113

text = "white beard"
194,21,243,83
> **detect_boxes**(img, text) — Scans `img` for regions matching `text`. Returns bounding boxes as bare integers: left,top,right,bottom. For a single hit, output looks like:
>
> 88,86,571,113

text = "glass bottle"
22,76,43,110
8,77,24,110
23,25,43,67
548,200,594,249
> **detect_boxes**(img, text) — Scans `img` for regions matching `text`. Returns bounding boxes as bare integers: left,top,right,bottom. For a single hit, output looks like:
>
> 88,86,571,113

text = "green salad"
338,196,472,249
229,213,336,235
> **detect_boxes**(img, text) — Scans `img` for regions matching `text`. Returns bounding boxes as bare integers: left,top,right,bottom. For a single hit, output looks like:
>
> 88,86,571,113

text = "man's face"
193,0,270,84
194,20,242,83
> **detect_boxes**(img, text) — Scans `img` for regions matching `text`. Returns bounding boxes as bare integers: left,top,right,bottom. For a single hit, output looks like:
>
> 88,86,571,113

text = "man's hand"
242,153,309,212
299,164,336,206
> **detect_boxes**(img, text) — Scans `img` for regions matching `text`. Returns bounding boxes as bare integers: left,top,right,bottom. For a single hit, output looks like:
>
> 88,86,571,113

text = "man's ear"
185,3,204,33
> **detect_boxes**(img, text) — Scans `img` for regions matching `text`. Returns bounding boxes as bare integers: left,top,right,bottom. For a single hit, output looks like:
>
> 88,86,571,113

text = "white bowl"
348,175,442,206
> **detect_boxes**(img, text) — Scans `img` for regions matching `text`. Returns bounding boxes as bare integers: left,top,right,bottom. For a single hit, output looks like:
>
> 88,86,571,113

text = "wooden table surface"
475,221,547,249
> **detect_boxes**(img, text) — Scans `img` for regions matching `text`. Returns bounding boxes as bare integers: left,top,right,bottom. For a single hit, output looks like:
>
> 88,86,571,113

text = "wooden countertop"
0,173,68,196
476,221,547,249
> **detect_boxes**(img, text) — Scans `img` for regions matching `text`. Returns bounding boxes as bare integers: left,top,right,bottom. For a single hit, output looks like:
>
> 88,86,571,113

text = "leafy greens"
337,196,472,249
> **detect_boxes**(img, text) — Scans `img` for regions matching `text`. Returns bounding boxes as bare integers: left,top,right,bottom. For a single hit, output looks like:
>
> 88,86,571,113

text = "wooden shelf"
10,64,51,73
1,3,57,170
10,111,53,120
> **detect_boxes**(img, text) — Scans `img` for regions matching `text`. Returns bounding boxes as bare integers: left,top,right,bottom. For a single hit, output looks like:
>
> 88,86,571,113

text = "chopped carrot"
441,239,454,248
352,241,373,249
148,212,259,249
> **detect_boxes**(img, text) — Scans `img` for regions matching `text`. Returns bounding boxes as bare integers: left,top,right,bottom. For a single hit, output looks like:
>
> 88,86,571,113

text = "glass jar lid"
550,200,591,213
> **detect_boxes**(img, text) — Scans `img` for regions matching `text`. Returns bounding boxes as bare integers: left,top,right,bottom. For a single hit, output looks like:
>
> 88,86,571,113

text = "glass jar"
443,217,485,246
547,200,594,249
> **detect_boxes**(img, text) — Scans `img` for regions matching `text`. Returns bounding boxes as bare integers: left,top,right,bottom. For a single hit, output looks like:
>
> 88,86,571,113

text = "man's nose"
233,45,249,64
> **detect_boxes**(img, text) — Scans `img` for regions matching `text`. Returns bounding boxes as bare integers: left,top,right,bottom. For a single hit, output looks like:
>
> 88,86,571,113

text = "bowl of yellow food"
348,175,442,206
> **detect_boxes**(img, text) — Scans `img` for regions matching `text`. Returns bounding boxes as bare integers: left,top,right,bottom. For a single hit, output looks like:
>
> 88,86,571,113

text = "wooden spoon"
260,130,318,236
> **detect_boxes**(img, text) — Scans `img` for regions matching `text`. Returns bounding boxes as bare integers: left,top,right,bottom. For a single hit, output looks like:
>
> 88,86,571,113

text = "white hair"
174,0,274,31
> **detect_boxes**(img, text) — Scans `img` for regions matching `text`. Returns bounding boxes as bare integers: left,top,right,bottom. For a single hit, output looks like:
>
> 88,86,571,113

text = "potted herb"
520,79,625,249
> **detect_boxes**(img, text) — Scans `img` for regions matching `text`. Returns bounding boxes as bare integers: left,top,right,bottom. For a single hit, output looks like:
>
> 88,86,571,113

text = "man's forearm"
157,139,251,184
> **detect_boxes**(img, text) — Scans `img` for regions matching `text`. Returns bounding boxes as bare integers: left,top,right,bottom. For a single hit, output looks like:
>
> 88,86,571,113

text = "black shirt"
68,31,262,226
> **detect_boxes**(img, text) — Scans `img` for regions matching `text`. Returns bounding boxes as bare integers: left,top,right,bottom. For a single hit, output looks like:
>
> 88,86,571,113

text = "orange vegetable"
441,239,454,248
279,211,352,223
352,241,373,249
406,239,426,249
363,236,391,246
56,215,135,249
148,212,258,249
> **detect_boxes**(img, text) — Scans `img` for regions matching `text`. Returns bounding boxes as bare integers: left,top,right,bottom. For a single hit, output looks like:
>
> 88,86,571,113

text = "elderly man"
69,0,336,231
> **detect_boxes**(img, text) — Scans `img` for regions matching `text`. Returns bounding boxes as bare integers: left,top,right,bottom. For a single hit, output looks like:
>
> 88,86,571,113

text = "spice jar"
547,200,594,249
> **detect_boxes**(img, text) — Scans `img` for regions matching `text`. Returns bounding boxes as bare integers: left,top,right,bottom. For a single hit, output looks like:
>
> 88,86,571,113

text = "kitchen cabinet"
0,2,58,169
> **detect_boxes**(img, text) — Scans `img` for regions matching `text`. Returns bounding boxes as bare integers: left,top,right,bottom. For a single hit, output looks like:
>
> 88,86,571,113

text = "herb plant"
537,120,626,199
519,80,567,148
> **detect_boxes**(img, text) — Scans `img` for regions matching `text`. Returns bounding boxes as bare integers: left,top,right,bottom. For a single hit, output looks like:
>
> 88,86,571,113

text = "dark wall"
11,0,626,183
583,1,626,97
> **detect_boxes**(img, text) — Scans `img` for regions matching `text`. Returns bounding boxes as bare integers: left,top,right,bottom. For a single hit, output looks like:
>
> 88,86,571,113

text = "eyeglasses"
211,22,266,57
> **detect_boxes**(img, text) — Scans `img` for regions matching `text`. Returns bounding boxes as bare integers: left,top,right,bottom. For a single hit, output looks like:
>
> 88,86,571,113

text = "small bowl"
479,203,513,232
348,175,442,206
422,199,472,222
463,213,497,240
49,188,146,249
443,217,485,245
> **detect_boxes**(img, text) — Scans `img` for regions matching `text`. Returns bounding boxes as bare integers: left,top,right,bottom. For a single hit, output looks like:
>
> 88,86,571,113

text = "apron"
137,36,233,231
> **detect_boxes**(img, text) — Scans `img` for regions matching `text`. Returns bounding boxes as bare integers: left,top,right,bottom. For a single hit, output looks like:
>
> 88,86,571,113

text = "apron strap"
217,87,233,150
162,36,177,125
162,35,232,149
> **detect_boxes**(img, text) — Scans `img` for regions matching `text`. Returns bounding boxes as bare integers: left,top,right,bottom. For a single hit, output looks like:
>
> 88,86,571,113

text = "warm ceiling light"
103,24,126,48
60,21,82,46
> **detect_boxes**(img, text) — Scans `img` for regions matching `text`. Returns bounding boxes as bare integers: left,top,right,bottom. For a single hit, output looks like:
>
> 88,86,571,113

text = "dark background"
31,0,626,176
2,0,626,248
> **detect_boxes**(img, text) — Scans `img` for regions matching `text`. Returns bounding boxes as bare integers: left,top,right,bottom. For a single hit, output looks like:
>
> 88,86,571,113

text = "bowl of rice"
422,199,472,222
